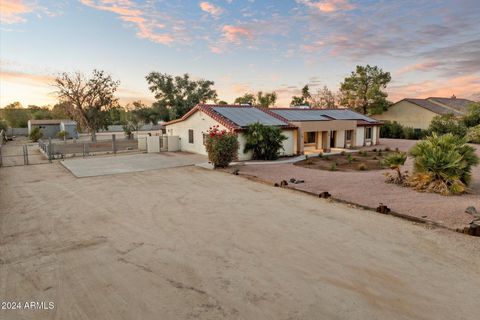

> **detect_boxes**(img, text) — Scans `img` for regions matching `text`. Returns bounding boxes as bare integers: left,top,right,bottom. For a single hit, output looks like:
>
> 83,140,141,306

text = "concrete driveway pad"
61,152,207,177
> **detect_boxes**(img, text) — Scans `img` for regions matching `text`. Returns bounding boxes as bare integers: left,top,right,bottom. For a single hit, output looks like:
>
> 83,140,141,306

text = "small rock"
465,206,478,216
232,169,239,175
294,179,305,184
289,178,296,183
280,180,288,187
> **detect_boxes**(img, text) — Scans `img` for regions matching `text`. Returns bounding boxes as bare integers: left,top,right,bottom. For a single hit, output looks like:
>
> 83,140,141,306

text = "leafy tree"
382,152,408,184
122,111,141,139
106,106,126,125
217,100,228,105
339,65,391,114
54,70,120,142
256,91,277,108
408,133,479,195
152,101,170,122
311,86,336,109
51,102,73,119
428,114,467,137
131,101,160,125
234,93,256,105
3,102,30,127
290,85,311,106
462,102,480,128
243,122,287,160
29,105,53,120
146,72,217,120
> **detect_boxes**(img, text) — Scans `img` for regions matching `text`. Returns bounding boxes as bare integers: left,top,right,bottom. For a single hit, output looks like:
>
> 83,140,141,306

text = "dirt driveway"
1,163,480,320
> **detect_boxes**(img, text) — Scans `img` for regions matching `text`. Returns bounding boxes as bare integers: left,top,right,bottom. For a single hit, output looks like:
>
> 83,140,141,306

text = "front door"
330,131,336,148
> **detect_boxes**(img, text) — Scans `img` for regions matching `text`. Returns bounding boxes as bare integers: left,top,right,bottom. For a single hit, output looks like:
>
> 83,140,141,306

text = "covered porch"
292,120,358,155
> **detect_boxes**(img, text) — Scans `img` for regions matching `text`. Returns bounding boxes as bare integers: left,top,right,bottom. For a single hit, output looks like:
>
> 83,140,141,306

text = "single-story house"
373,96,475,130
270,108,382,154
165,104,382,160
28,119,78,139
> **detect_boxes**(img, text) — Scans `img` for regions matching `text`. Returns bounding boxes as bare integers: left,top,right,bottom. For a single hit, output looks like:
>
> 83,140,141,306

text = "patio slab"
61,152,207,177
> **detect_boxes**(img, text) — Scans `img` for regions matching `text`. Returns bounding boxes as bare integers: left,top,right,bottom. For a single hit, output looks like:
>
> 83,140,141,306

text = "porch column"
298,128,304,154
376,126,380,145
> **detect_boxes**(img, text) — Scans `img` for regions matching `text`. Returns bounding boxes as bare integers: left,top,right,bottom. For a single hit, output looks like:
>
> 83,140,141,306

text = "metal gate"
0,143,51,167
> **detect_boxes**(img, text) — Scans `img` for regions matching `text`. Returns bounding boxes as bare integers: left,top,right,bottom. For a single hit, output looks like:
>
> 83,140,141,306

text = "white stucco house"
165,104,382,160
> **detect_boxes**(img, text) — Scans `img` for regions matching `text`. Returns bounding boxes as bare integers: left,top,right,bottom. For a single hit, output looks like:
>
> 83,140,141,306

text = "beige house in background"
374,96,475,130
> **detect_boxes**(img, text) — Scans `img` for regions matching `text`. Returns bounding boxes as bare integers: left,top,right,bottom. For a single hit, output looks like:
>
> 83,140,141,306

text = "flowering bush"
204,125,239,168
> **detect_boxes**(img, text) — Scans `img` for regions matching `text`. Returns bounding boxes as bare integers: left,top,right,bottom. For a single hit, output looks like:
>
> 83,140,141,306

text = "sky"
0,0,479,108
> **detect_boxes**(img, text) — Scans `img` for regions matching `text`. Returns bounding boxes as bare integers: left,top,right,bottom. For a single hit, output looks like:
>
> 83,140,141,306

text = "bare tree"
54,70,120,141
311,86,337,109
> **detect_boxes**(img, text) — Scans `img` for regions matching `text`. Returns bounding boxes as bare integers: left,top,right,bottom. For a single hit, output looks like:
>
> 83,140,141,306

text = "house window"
365,127,373,140
345,130,353,141
188,129,194,143
304,132,316,144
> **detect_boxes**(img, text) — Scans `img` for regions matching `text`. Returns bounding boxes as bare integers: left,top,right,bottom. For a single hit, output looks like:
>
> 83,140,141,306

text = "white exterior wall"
166,110,227,156
335,130,345,148
356,127,365,146
166,110,296,160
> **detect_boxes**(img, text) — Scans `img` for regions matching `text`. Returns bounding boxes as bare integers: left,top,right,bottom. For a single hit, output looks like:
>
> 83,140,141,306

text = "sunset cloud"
79,0,174,44
397,60,440,75
0,69,54,86
199,2,223,17
222,25,253,43
0,0,32,24
296,0,355,13
388,75,480,102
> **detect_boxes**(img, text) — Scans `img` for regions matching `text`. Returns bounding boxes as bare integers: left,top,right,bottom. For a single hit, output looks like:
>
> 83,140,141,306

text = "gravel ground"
1,163,480,320
234,139,480,230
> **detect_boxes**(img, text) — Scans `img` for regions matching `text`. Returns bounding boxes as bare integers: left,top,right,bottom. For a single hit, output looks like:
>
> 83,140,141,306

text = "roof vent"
240,103,252,106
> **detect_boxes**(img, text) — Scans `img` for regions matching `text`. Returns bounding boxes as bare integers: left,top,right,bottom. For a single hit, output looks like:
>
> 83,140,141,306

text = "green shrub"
29,127,43,142
462,102,480,128
347,154,353,164
58,130,69,140
329,163,337,171
382,152,408,184
243,122,287,160
428,114,467,138
408,133,479,195
466,125,480,144
0,119,8,132
205,125,239,168
340,150,346,156
380,121,404,138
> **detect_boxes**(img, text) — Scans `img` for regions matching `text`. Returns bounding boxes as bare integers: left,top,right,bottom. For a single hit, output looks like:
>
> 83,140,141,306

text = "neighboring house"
28,119,78,139
373,96,475,130
165,104,382,160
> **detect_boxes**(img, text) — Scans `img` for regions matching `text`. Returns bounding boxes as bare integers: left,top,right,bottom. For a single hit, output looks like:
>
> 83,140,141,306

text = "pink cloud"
397,60,441,75
80,0,173,44
0,0,32,24
297,0,355,13
0,70,54,86
222,25,253,43
199,2,223,17
388,75,480,102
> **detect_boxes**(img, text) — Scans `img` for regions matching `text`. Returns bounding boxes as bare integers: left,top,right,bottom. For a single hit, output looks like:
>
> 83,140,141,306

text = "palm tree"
409,133,479,195
382,152,407,184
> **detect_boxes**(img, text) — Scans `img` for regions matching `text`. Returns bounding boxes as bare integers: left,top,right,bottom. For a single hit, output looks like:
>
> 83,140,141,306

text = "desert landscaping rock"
234,139,480,230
